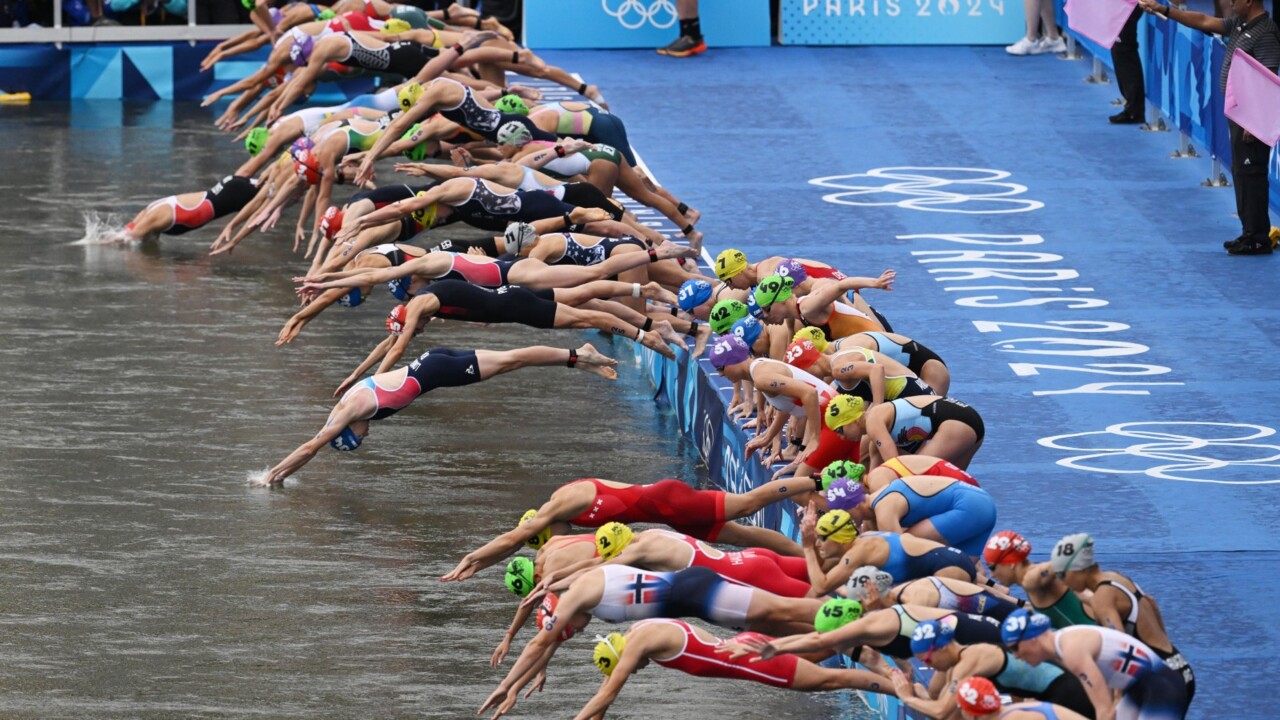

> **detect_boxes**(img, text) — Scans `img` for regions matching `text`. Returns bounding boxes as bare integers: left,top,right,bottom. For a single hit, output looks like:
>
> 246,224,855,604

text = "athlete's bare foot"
685,207,701,225
480,16,515,42
638,330,676,359
684,228,703,255
655,242,697,260
517,48,545,69
690,321,712,359
573,343,618,380
582,84,610,111
654,320,689,353
640,281,678,306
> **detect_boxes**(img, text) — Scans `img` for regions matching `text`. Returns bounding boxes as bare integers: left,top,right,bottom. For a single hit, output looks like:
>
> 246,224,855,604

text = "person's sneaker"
657,35,707,57
1040,35,1067,54
1005,36,1041,55
1224,235,1246,249
1227,240,1273,255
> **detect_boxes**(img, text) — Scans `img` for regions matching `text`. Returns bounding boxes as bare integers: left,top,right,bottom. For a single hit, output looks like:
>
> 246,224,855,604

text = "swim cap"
824,395,865,431
317,8,335,19
381,17,411,33
910,616,958,658
410,191,438,229
400,124,428,162
775,258,808,286
731,315,763,349
819,460,866,491
753,274,795,309
595,522,633,560
677,279,713,312
784,339,821,370
536,592,576,641
336,287,364,308
294,157,321,185
398,81,423,111
714,248,748,281
320,205,343,240
386,304,408,335
845,566,893,602
496,120,532,147
289,34,314,66
289,136,315,158
267,6,282,24
825,478,866,512
504,556,535,598
1050,533,1095,575
328,426,362,451
793,326,829,351
387,276,411,301
955,676,1002,716
245,127,269,156
1001,609,1052,646
816,509,857,544
707,334,751,370
504,222,537,255
983,531,1032,566
708,299,748,334
592,633,626,675
814,598,863,633
495,94,530,116
519,508,552,550
744,291,765,320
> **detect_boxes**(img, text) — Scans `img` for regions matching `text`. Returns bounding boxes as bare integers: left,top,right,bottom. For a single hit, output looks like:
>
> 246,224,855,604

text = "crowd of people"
122,2,1201,718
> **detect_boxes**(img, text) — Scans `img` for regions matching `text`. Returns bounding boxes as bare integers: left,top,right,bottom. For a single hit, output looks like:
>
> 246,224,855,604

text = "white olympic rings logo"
602,0,677,29
1038,422,1280,485
809,167,1045,215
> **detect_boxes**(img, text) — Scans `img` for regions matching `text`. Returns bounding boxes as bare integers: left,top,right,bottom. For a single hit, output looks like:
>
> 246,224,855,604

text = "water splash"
70,211,135,246
245,468,273,487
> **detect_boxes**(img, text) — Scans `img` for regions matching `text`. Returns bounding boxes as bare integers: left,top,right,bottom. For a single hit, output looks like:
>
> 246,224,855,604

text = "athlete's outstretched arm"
805,271,897,309
573,651,642,720
443,497,567,581
336,335,397,398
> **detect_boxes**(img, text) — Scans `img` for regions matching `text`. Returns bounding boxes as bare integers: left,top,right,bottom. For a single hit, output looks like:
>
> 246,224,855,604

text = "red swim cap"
294,149,321,186
785,339,821,370
956,676,1002,715
536,592,576,642
320,205,344,240
983,531,1031,566
386,304,408,335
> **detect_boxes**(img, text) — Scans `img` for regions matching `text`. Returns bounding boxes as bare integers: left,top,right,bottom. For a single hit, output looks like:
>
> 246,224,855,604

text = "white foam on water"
70,211,136,246
245,468,273,487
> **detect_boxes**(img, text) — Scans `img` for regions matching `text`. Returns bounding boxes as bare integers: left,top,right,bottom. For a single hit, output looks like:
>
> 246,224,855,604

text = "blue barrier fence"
523,0,771,49
778,0,1024,45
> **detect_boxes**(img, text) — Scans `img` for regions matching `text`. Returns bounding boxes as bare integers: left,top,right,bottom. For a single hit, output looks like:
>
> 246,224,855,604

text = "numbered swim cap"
519,508,552,550
824,395,865,431
293,150,321,185
955,676,1002,715
289,136,315,158
1001,609,1052,647
245,127,269,156
595,522,633,560
386,304,409,335
983,531,1031,567
816,509,857,544
387,276,412,301
731,315,763,349
1050,533,1095,575
753,274,794,309
910,616,958,658
398,81,423,111
496,120,532,147
744,291,765,320
708,299,748,335
289,34,314,66
400,123,428,162
328,426,362,452
825,478,866,512
536,592,576,641
504,557,535,598
503,222,537,255
320,205,343,240
714,248,748,281
814,598,863,633
793,326,829,352
592,633,626,676
494,94,530,116
775,258,808,286
381,17,411,33
845,566,893,602
784,339,821,370
707,334,750,370
336,287,364,308
677,279,713,312
820,460,866,491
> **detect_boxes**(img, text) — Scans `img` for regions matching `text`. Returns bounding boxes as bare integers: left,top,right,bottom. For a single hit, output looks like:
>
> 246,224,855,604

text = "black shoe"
1227,241,1273,255
1109,112,1144,124
656,35,707,57
1224,235,1246,249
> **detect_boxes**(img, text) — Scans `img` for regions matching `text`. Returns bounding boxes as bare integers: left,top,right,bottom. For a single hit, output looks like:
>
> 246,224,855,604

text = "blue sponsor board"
780,0,1023,45
524,0,770,49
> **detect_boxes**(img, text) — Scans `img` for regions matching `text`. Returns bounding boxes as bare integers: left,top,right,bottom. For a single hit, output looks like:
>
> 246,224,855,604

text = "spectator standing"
1110,8,1147,123
657,0,706,57
1006,0,1067,55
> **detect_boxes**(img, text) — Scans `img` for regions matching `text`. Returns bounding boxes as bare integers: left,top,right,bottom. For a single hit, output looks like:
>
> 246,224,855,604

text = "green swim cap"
504,557,535,598
820,460,866,491
401,123,427,162
494,94,529,116
245,127,269,156
753,274,795,309
318,8,335,20
239,0,251,8
814,598,863,633
709,299,749,335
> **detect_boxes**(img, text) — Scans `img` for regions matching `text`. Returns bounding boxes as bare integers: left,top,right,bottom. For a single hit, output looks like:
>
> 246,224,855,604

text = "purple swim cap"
708,334,751,370
776,259,808,286
290,34,315,66
825,478,866,511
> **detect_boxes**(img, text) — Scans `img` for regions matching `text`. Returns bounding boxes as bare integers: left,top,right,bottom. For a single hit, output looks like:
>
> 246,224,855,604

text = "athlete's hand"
477,684,508,715
333,375,359,398
800,500,819,546
393,162,431,177
522,670,546,698
354,159,376,188
442,556,479,582
867,269,895,291
770,460,801,483
276,318,304,346
489,637,512,667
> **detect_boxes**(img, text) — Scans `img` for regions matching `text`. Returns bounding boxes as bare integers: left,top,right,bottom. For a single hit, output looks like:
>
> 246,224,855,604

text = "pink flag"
1063,0,1137,49
1225,49,1280,147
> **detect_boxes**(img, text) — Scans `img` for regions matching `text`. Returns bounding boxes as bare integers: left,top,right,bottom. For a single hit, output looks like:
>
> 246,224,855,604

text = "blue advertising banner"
780,0,1024,45
524,0,770,49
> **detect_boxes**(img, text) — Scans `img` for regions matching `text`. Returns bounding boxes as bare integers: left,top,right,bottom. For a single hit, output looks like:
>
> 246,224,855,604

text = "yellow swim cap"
793,326,829,352
519,509,551,550
381,18,411,33
398,81,424,111
824,395,865,431
595,522,634,560
410,192,438,228
816,510,858,544
592,632,627,675
714,248,748,282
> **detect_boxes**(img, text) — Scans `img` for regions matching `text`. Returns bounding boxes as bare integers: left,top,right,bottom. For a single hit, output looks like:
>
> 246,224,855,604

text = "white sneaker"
1005,36,1041,56
1040,35,1066,54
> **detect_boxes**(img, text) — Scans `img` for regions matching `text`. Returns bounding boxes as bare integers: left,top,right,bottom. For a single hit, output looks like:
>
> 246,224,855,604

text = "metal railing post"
188,0,197,45
1203,156,1230,187
1171,130,1198,158
1086,57,1108,84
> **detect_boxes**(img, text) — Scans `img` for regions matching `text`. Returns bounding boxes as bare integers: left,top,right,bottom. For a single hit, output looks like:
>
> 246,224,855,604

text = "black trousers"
1111,7,1145,118
1229,120,1274,243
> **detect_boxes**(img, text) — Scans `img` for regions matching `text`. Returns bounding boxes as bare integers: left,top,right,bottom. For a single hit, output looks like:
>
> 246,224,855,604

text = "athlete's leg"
120,200,174,241
745,592,825,632
585,159,620,195
791,662,891,693
724,477,819,519
920,424,981,470
551,280,675,307
552,304,675,359
615,160,692,231
919,360,951,397
473,343,618,381
713,523,802,557
902,518,948,546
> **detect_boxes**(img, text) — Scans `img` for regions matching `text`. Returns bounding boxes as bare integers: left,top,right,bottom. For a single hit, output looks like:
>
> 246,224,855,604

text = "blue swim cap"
336,287,364,308
387,277,411,301
731,315,763,348
329,426,363,451
910,616,957,657
1001,609,1053,646
677,279,713,312
744,291,765,320
708,334,751,370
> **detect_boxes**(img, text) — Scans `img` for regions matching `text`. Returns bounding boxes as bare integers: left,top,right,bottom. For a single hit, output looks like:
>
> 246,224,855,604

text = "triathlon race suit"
875,606,1002,659
1097,580,1195,701
326,11,378,33
551,234,646,266
565,478,727,541
651,530,811,598
423,281,558,328
449,178,575,231
1035,589,1097,630
909,577,1019,622
421,253,520,287
866,531,976,583
337,32,437,77
639,619,800,688
587,567,753,631
1054,626,1189,720
798,300,881,340
846,332,947,377
986,650,1095,718
879,457,979,487
999,703,1063,720
749,358,836,419
148,176,259,236
435,79,556,142
885,397,986,453
528,142,622,179
830,348,935,403
589,565,678,623
871,478,997,556
345,348,481,420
